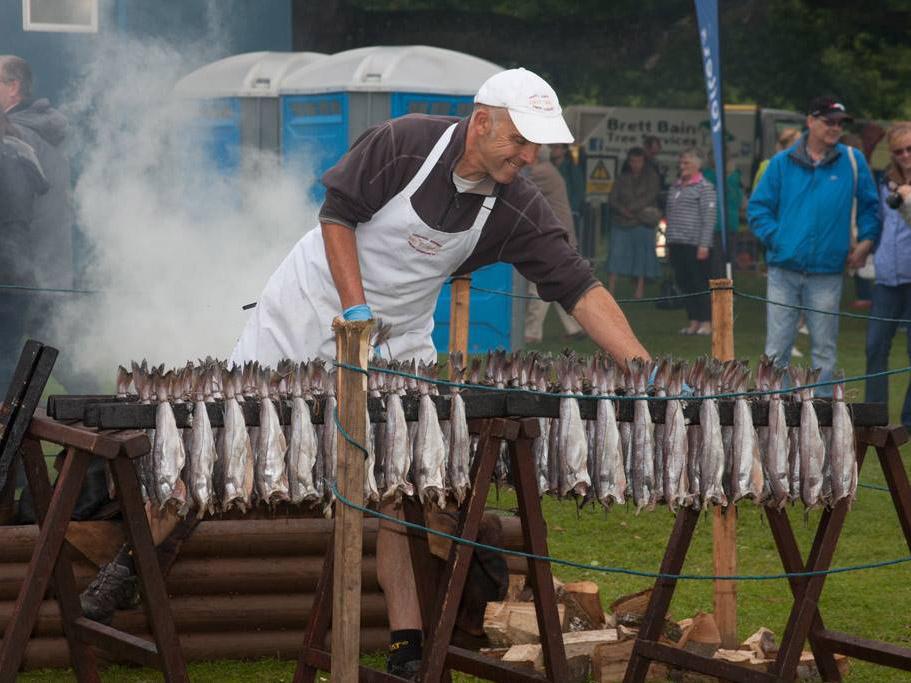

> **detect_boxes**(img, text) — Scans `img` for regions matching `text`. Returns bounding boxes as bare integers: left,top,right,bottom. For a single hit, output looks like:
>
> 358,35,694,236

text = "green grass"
16,270,911,681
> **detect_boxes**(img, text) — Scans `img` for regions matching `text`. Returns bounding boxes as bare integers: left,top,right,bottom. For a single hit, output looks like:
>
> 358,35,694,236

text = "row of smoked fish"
114,350,856,518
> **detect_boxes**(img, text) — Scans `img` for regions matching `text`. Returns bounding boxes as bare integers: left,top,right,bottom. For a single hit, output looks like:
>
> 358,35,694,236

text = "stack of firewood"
481,579,850,682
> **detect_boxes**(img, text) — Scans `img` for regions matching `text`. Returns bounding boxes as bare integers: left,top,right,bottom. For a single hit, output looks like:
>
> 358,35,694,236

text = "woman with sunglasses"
865,122,911,429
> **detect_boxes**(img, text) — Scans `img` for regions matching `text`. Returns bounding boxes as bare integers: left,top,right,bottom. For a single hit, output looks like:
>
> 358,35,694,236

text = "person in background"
865,121,911,430
703,153,743,279
752,127,801,191
0,110,48,392
524,145,586,343
643,135,668,208
606,147,662,299
665,148,717,335
842,132,875,310
0,55,95,393
748,96,879,396
549,142,586,232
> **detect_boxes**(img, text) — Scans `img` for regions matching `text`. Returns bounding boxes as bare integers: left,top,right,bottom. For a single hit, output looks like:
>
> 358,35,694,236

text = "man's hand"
847,239,873,270
570,285,650,361
897,184,911,201
696,246,710,261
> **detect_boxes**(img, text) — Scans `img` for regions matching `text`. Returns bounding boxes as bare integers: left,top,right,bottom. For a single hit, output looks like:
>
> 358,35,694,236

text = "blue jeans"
865,283,911,428
765,267,843,398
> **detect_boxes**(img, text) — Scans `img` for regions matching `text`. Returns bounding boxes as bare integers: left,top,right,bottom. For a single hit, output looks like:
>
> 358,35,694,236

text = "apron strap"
470,194,497,232
402,123,458,197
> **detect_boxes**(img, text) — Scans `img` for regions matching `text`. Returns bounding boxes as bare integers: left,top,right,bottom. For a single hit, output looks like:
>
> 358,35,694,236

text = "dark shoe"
387,657,421,680
79,561,139,624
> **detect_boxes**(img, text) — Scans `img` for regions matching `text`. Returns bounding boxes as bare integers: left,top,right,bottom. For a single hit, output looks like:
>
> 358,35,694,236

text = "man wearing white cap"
228,67,649,677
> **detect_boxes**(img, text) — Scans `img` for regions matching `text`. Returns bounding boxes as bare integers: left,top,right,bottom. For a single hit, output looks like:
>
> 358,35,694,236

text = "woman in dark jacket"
607,147,662,299
0,111,49,391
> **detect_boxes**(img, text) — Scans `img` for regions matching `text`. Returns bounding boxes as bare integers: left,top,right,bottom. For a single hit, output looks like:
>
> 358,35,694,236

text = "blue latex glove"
648,366,694,397
342,303,373,321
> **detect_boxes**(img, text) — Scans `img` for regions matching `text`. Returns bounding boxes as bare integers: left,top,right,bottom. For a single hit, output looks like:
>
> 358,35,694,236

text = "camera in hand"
886,192,904,210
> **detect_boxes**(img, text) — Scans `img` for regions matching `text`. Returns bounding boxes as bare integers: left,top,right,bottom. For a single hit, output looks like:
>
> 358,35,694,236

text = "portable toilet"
279,45,526,353
173,51,327,173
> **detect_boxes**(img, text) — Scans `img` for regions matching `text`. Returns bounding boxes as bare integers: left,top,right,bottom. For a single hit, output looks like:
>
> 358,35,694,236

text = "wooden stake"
449,275,472,356
330,318,373,682
709,278,737,649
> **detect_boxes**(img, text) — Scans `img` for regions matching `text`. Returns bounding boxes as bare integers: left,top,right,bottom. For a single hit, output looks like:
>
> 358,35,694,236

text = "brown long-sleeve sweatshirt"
319,114,597,311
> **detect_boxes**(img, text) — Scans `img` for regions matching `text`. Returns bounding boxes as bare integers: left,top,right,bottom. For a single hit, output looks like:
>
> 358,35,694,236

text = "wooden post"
449,275,472,356
709,278,737,649
331,318,373,682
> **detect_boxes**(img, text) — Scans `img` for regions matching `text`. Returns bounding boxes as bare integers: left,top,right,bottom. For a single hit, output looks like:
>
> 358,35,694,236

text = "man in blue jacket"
748,96,879,395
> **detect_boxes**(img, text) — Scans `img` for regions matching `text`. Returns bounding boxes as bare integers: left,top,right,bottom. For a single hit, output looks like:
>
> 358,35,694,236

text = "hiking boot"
387,657,421,680
79,561,139,625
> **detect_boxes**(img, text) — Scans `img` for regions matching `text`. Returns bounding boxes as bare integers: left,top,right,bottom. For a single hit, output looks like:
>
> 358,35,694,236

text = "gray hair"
680,147,704,167
0,56,32,98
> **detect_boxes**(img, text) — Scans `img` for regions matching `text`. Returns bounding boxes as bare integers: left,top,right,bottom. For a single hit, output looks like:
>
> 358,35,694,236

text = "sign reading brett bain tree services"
581,106,757,199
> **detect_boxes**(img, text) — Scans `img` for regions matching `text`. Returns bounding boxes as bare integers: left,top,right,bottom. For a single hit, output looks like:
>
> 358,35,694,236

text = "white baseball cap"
474,68,574,144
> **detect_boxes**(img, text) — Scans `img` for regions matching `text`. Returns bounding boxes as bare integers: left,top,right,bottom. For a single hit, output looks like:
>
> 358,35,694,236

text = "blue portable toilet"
173,51,327,173
279,45,526,353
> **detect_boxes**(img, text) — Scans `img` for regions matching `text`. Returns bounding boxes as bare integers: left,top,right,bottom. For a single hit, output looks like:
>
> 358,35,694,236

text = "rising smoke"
53,29,317,384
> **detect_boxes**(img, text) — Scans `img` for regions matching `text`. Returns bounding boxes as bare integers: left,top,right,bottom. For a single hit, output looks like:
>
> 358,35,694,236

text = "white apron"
230,123,496,366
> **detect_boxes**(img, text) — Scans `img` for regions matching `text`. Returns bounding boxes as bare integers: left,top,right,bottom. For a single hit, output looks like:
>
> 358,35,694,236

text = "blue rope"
329,410,911,581
468,284,715,305
858,482,891,492
334,360,911,402
735,289,911,325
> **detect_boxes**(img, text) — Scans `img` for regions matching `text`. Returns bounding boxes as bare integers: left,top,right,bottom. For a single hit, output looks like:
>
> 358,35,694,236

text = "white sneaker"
798,324,809,335
792,348,804,358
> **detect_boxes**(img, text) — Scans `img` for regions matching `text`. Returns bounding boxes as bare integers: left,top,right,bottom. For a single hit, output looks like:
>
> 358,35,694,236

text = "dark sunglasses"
891,145,911,157
816,117,844,129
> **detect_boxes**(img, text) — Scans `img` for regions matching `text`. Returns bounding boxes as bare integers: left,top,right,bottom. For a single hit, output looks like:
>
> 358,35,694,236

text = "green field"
17,270,911,681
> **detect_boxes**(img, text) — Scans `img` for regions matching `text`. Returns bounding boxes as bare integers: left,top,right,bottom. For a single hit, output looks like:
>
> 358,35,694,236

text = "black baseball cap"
808,96,853,123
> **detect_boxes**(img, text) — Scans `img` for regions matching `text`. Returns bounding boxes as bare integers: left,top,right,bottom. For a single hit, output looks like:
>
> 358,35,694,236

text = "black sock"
112,544,135,573
388,629,422,668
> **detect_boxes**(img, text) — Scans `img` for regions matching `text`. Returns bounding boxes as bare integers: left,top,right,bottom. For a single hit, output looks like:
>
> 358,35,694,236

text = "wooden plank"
623,507,699,683
633,640,777,683
71,617,160,669
510,422,569,682
877,433,911,553
448,275,472,356
0,440,92,683
815,629,911,671
26,416,148,460
111,455,187,679
710,279,738,650
293,534,335,683
65,392,890,429
0,343,55,490
420,419,501,682
330,317,372,683
447,645,549,682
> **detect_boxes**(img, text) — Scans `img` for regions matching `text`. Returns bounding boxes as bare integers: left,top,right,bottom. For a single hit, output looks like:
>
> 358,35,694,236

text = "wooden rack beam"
50,394,888,430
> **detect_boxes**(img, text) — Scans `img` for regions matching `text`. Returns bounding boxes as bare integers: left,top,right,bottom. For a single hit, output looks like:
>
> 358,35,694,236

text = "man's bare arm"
570,284,651,361
322,221,366,310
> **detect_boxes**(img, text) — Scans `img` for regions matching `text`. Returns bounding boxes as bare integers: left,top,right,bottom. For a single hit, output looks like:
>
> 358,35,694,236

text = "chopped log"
742,626,777,659
591,639,669,682
610,588,652,625
483,601,567,646
503,630,621,677
18,627,391,671
677,611,721,658
713,648,768,671
563,581,606,629
505,574,526,602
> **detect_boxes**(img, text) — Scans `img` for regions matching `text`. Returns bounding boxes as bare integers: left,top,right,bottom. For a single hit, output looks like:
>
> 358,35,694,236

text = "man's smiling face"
474,108,539,184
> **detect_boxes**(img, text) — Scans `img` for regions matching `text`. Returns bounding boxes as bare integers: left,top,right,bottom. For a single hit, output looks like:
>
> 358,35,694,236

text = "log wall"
0,512,524,670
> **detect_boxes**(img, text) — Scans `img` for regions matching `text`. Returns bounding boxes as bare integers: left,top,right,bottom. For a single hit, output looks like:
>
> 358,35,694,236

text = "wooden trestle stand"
295,305,569,682
0,341,187,681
